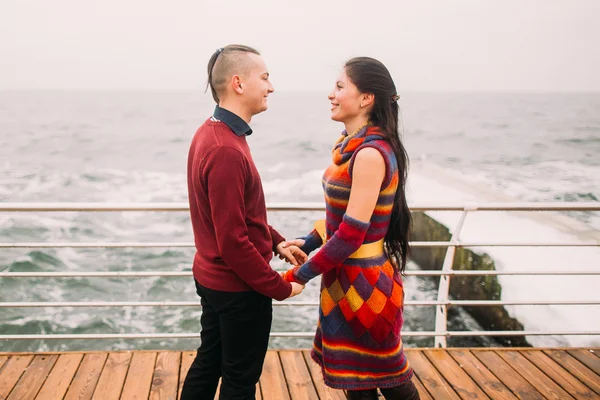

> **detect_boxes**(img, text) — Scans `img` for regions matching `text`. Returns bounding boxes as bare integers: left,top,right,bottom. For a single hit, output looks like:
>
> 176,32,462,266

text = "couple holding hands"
182,44,419,400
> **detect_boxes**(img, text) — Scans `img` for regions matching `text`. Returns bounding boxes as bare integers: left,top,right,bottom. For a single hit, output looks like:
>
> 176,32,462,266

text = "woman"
282,57,419,400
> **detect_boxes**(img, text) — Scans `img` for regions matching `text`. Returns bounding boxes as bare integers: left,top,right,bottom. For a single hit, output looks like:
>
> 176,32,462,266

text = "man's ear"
232,75,243,94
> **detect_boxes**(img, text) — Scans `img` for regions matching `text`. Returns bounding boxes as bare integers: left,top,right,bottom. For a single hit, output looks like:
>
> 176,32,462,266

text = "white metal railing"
3,300,600,308
1,202,599,346
2,201,599,212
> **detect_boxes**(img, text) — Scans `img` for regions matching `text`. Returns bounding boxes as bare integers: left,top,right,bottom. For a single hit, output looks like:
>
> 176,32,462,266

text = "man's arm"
268,225,285,251
204,146,292,301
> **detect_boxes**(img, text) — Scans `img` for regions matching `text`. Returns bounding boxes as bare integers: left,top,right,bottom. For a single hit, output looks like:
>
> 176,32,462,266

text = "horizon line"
2,88,600,95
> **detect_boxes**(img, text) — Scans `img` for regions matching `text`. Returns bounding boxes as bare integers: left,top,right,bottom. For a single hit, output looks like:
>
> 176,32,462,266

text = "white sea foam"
408,161,600,347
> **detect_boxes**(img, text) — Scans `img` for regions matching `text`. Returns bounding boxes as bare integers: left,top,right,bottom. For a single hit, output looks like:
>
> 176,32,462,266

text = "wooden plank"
0,356,8,372
423,350,489,399
302,351,345,400
0,355,34,400
447,350,517,400
405,374,432,400
544,350,600,394
36,353,84,400
120,352,157,400
91,352,132,400
64,353,108,400
520,350,598,400
567,349,600,375
149,352,180,400
496,351,574,400
408,351,461,400
259,351,290,400
279,351,318,400
472,351,544,400
178,351,195,399
411,374,433,400
7,354,58,400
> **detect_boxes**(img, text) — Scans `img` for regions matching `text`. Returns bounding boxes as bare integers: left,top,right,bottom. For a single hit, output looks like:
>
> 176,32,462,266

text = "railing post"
433,209,470,348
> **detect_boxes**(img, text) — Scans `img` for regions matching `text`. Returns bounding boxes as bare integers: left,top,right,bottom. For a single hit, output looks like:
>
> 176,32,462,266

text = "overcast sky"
1,0,599,92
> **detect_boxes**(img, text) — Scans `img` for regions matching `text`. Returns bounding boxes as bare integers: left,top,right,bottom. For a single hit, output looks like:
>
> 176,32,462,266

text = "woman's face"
328,68,364,124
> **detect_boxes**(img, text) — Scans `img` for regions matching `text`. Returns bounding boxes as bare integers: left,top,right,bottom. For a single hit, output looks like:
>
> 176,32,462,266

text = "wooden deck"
0,348,599,399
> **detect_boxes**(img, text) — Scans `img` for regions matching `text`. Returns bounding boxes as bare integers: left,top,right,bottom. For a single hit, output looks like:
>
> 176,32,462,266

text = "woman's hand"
275,242,308,266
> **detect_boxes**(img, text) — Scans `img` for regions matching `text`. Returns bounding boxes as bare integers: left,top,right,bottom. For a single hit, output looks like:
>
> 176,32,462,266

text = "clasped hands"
275,239,307,299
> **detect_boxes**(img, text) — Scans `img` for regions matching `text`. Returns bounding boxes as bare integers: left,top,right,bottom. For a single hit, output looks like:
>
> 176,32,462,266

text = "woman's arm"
284,148,386,284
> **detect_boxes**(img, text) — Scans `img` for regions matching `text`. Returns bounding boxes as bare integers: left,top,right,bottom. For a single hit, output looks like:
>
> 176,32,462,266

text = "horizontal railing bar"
445,330,600,337
405,270,600,276
0,243,193,248
2,270,600,278
413,242,600,247
1,330,598,340
0,301,314,307
1,202,599,212
1,241,598,248
2,300,599,308
451,300,600,306
0,202,323,212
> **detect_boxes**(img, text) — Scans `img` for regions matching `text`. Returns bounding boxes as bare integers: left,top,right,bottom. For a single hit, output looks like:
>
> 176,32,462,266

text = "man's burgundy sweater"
187,117,292,301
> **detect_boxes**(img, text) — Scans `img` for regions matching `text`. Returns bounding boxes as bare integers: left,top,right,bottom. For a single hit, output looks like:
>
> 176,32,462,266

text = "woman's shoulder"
349,139,398,187
355,138,396,162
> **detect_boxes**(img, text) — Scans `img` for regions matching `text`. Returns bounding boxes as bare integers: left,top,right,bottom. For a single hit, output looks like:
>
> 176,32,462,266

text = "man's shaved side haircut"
206,45,261,103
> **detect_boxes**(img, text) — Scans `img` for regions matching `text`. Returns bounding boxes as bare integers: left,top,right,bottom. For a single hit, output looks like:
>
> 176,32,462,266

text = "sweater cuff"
298,229,323,256
272,280,293,301
269,225,286,251
283,266,304,284
342,214,370,230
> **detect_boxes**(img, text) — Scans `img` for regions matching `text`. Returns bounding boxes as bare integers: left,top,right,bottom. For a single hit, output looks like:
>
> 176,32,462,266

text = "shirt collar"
212,106,252,136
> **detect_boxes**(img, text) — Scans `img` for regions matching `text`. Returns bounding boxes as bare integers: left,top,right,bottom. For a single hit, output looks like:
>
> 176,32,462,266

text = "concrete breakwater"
411,211,530,347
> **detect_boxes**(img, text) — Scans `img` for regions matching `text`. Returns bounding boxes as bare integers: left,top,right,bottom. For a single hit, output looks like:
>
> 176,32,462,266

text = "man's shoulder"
195,119,246,146
191,120,250,170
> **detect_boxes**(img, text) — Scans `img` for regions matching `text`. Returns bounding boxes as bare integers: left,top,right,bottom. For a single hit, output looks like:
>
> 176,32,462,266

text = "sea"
0,90,598,352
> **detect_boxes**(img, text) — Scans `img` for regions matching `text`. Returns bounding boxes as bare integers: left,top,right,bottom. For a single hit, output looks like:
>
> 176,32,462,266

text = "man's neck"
218,102,251,124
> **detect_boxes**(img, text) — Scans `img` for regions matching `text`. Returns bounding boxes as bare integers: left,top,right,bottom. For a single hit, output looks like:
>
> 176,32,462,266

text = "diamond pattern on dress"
345,286,364,312
353,273,373,299
375,273,393,297
319,271,403,343
328,280,345,303
367,287,387,314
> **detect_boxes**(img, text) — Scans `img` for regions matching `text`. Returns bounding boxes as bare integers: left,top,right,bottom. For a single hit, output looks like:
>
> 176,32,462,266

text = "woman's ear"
361,93,375,108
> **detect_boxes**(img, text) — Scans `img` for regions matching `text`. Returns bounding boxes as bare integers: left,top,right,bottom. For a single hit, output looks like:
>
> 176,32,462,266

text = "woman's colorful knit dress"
284,125,414,390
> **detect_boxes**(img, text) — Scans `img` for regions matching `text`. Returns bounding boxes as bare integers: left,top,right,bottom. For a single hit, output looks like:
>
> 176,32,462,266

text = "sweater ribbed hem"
310,348,415,391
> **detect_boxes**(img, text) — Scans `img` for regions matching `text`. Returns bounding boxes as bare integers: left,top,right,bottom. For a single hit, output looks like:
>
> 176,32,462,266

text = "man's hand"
287,282,305,298
275,242,308,266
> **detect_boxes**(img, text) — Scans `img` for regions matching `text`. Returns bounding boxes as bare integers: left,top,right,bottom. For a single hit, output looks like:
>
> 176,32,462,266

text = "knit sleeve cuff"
342,214,371,231
298,229,323,256
269,225,286,251
283,266,305,284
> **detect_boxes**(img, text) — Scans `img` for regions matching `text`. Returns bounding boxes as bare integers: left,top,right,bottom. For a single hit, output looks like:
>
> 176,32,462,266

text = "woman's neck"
344,117,369,137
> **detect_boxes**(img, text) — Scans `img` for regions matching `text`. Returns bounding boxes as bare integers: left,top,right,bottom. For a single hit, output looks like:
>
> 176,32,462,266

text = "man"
181,45,306,400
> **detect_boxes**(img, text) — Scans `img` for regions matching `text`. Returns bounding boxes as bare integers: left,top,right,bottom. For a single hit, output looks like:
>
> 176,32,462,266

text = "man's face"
240,53,274,116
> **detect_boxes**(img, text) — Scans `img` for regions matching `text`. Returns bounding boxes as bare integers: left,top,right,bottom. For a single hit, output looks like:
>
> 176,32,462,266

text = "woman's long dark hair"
345,57,411,273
